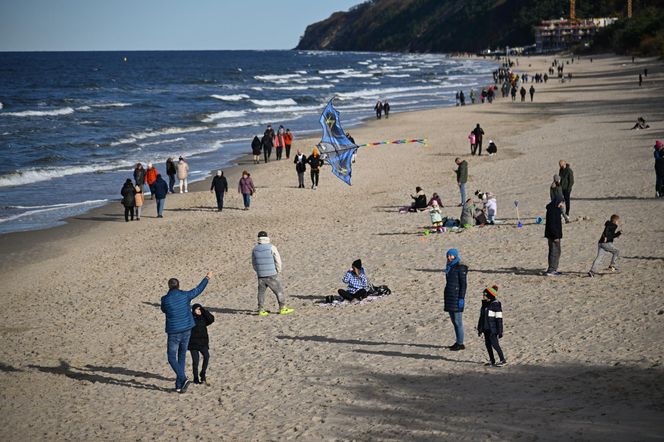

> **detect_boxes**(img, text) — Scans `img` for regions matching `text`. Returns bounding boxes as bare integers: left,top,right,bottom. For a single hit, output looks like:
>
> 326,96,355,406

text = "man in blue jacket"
161,272,213,393
153,174,169,218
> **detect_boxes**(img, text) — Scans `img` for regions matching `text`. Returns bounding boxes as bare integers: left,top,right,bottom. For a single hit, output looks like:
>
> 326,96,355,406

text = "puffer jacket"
188,304,215,350
121,182,135,207
160,278,209,334
251,236,282,278
177,161,189,180
145,167,158,185
477,300,503,336
133,168,146,186
444,262,468,312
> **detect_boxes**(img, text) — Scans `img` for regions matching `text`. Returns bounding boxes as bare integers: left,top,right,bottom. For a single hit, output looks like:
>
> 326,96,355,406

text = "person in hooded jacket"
153,174,169,218
476,285,506,366
294,149,307,188
188,303,215,385
284,128,294,159
262,126,274,163
210,170,228,211
251,136,262,164
121,179,136,222
251,231,294,316
145,162,158,200
177,157,189,193
238,171,255,210
444,248,468,351
134,185,144,221
308,147,323,189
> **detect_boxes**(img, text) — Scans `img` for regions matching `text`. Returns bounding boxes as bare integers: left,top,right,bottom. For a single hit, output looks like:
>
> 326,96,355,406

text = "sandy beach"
1,54,663,441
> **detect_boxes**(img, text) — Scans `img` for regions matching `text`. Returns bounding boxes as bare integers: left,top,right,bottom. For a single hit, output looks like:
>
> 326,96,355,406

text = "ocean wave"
336,85,440,100
0,161,134,188
0,200,109,224
211,94,249,102
250,98,297,106
111,126,207,146
258,84,334,91
254,105,319,114
202,110,247,123
0,107,75,117
215,120,260,129
319,69,355,75
254,74,301,83
338,72,375,79
139,137,186,147
386,74,411,78
0,102,3,109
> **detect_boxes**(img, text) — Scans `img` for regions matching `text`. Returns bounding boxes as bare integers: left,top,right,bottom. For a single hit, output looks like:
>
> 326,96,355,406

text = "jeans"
167,330,191,389
214,190,225,210
459,183,466,205
124,206,135,222
311,170,319,187
156,198,165,217
590,242,620,272
562,189,571,216
264,147,272,163
297,172,305,188
242,193,251,208
547,238,561,272
179,178,188,193
257,275,285,311
276,147,283,160
484,333,505,363
285,145,291,159
168,174,175,193
448,311,464,345
190,348,210,383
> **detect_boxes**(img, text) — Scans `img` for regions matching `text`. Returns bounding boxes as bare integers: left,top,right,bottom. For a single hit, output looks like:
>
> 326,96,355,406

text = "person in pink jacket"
468,132,476,155
274,126,286,161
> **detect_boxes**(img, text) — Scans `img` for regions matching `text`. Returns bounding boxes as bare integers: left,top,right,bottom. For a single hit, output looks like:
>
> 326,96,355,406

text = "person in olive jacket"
444,248,468,351
120,179,136,222
558,160,574,220
455,158,468,206
188,303,215,385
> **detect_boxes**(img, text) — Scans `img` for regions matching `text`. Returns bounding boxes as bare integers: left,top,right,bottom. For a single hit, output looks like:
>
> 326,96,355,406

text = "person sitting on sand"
428,192,443,207
477,285,506,367
631,117,649,130
486,140,497,156
161,272,213,393
429,200,444,230
409,187,427,212
338,259,370,302
188,303,214,385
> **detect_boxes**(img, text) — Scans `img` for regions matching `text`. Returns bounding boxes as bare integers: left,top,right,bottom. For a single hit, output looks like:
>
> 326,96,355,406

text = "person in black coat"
383,101,391,118
251,136,262,164
262,126,274,163
166,158,177,193
545,197,565,275
153,174,169,218
472,124,485,156
444,248,468,351
477,285,506,366
210,170,229,211
120,179,136,222
188,303,215,385
293,150,307,188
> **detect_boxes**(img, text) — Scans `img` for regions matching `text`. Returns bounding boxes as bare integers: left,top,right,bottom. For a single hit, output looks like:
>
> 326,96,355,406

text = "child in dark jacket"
477,285,506,366
189,304,215,384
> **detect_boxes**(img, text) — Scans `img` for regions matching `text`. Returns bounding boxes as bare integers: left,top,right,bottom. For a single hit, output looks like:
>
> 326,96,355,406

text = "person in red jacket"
284,128,294,159
274,126,286,160
145,162,158,200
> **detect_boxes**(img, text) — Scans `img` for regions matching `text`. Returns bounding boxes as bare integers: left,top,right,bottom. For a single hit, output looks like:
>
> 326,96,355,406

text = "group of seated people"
402,186,497,230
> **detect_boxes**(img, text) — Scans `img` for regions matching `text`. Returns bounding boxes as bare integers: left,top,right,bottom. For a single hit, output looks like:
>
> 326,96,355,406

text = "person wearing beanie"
338,259,370,301
654,140,664,198
251,231,293,316
588,214,622,277
238,171,255,210
476,285,506,366
188,303,215,385
443,248,468,351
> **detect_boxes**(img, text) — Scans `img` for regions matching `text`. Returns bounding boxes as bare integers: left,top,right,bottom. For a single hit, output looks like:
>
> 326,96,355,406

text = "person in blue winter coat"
477,285,506,367
161,272,213,393
443,248,468,351
153,174,169,218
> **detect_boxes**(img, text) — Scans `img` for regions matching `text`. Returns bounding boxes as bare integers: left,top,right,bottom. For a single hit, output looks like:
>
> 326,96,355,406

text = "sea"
0,50,496,234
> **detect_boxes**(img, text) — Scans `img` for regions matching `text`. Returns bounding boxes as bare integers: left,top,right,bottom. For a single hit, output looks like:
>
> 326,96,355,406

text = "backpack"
368,285,391,296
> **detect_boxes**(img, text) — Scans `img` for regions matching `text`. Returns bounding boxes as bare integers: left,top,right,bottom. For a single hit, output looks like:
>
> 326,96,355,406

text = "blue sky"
0,0,362,51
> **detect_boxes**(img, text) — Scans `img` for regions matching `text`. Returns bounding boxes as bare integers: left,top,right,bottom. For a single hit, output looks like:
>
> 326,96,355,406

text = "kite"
317,99,428,185
317,100,359,185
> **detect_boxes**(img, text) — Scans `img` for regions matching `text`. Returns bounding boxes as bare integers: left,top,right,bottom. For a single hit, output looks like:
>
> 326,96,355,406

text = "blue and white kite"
317,99,359,186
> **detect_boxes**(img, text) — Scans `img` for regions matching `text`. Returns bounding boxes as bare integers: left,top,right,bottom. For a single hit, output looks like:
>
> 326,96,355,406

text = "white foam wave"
257,84,334,91
319,69,355,75
211,94,249,102
250,98,297,106
336,85,440,100
254,74,301,83
338,72,375,79
387,74,411,78
140,137,186,147
1,107,75,117
111,126,207,146
0,161,134,188
254,105,319,114
0,200,109,224
0,102,3,109
202,110,247,123
215,120,259,129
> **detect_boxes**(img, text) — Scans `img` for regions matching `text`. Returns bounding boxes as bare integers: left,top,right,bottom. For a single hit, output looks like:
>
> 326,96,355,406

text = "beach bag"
475,212,488,225
368,285,391,296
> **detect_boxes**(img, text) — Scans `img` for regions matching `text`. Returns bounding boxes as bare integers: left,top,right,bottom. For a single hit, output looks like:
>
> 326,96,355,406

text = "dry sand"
1,54,663,441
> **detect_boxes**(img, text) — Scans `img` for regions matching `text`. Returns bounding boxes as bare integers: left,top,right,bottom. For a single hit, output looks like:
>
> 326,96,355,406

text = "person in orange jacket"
284,128,294,159
145,162,158,200
274,125,286,161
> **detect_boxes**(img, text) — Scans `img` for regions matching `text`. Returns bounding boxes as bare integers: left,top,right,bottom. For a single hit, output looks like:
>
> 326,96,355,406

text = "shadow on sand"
142,301,254,316
277,334,447,350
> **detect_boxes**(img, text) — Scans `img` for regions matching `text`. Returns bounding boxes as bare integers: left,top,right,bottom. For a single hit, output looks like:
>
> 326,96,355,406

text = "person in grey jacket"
251,231,294,316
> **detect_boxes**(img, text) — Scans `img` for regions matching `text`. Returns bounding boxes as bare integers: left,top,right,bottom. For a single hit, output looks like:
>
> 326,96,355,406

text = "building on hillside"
534,18,618,53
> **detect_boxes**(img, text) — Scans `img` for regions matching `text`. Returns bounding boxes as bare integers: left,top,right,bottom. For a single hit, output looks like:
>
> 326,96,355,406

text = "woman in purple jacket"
238,170,256,210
